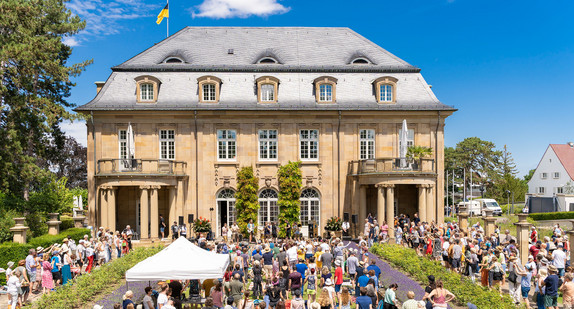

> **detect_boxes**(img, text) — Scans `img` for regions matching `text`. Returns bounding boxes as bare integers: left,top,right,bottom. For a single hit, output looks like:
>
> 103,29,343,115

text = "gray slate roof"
76,27,455,112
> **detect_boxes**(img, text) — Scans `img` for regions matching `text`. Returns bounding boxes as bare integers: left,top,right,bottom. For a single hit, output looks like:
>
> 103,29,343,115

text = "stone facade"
77,27,455,239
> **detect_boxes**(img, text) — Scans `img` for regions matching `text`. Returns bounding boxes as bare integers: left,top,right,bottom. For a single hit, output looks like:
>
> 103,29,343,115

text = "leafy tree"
524,169,536,183
46,135,87,189
235,166,259,236
564,181,574,195
500,145,518,177
0,0,91,199
406,145,433,161
277,161,302,237
28,176,75,214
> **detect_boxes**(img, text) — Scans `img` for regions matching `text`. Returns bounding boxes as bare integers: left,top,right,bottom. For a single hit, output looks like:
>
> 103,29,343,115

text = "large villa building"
76,27,456,240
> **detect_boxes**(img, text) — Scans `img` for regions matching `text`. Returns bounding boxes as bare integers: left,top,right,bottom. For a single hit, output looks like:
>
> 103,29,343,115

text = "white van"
457,201,481,216
474,198,503,216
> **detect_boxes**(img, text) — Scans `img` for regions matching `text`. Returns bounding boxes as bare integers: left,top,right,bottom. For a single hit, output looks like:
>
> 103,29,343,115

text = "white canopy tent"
125,237,230,282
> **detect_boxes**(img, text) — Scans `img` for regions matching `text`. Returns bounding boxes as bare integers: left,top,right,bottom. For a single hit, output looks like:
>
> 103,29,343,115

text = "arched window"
257,57,278,64
135,76,161,103
300,188,320,226
198,76,222,103
351,58,370,64
256,76,280,103
313,76,337,103
216,189,236,230
258,189,278,226
373,76,398,104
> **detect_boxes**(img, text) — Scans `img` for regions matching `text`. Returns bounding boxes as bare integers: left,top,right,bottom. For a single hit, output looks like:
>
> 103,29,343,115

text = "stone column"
139,186,150,239
417,184,427,222
376,184,385,225
150,185,160,239
169,186,177,226
352,179,360,237
73,210,86,228
457,205,469,232
107,187,116,232
47,213,61,235
359,186,367,233
177,179,185,219
100,187,108,229
514,213,532,265
483,209,496,237
385,185,395,239
426,185,435,223
10,218,29,244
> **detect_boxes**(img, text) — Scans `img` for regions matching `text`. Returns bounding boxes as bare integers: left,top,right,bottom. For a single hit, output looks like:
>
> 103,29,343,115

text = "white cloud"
65,0,159,45
60,120,88,147
192,0,290,19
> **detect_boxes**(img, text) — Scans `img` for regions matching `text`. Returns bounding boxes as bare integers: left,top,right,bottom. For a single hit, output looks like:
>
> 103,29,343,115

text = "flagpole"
167,0,169,38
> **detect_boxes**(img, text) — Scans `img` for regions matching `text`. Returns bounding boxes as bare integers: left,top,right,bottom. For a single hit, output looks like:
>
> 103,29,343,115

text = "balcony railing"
97,159,187,175
348,157,435,175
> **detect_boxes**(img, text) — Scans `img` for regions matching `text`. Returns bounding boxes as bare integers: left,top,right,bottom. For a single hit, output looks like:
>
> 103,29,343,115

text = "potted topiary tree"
406,146,433,170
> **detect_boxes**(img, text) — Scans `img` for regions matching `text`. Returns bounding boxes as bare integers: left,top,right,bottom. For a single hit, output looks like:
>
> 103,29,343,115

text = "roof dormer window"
135,76,160,103
257,57,278,64
373,76,398,104
351,58,370,64
164,57,184,63
197,76,222,103
256,76,279,103
313,76,337,103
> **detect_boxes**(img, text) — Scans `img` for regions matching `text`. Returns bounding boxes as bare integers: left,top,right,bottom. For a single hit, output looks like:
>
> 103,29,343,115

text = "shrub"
528,211,574,221
28,228,90,249
235,166,259,236
0,208,21,243
60,215,74,230
277,161,302,237
32,245,162,309
370,244,516,309
26,212,48,237
0,242,33,285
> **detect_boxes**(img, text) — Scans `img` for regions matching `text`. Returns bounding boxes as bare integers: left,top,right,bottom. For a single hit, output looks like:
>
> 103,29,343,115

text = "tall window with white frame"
217,129,237,160
359,129,375,160
140,83,154,101
202,83,216,102
159,129,175,160
119,130,127,159
300,129,319,160
260,84,275,102
258,189,278,226
259,129,278,160
319,84,332,102
398,129,415,149
300,188,320,226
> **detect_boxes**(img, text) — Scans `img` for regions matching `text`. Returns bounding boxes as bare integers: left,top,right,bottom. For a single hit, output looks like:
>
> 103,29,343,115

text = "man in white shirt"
286,244,298,269
442,238,451,267
551,244,567,278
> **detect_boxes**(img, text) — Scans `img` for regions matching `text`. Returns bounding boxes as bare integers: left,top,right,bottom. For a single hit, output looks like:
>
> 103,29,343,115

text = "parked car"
474,198,503,216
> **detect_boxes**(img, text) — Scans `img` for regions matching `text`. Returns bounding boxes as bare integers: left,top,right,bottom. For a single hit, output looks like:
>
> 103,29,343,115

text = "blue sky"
62,0,574,177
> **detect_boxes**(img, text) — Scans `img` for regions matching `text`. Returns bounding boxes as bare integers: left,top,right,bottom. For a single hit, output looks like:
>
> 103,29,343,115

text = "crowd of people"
110,227,456,309
3,226,135,309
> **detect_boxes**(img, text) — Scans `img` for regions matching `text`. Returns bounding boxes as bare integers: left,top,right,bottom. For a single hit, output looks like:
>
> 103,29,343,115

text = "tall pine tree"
0,0,91,199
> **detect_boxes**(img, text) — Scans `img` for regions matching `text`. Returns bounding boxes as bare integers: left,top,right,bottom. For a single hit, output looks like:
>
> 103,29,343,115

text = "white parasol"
399,119,408,168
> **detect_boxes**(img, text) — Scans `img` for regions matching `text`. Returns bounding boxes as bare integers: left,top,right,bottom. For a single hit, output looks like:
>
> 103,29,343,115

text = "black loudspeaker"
179,216,184,226
188,214,194,223
344,212,350,222
351,214,357,224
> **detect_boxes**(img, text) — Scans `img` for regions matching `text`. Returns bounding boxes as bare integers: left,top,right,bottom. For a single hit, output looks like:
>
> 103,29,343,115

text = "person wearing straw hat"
545,265,559,309
5,261,15,281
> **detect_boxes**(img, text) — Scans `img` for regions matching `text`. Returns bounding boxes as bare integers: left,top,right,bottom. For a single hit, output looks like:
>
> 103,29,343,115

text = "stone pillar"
385,185,395,239
483,209,496,237
514,213,532,265
139,186,150,239
10,218,29,244
426,185,435,223
47,213,61,235
73,210,86,228
376,184,385,225
169,186,177,226
108,187,116,232
417,184,427,222
457,205,469,232
100,187,108,229
352,179,360,237
359,186,367,234
568,230,574,264
150,185,160,239
177,179,185,219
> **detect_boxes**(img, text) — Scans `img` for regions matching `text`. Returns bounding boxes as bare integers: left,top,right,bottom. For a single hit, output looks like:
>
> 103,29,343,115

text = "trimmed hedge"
528,211,574,221
370,244,516,309
32,245,163,309
28,227,89,248
60,215,75,230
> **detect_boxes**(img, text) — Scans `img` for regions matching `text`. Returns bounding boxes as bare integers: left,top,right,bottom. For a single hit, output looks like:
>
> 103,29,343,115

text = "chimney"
95,81,105,94
568,142,574,148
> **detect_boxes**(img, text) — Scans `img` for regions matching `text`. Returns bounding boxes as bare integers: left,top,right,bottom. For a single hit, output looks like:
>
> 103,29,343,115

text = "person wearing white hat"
7,269,22,309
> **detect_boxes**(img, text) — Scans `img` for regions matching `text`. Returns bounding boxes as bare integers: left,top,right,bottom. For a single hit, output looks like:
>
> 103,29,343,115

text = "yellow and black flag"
156,3,169,25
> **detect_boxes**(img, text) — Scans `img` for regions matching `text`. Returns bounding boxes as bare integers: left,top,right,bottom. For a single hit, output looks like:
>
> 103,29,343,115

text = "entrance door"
216,189,236,237
219,200,229,233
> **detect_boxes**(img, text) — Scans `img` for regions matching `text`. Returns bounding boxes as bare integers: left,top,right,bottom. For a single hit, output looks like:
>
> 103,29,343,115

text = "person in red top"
531,226,538,243
530,240,541,258
333,260,344,294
